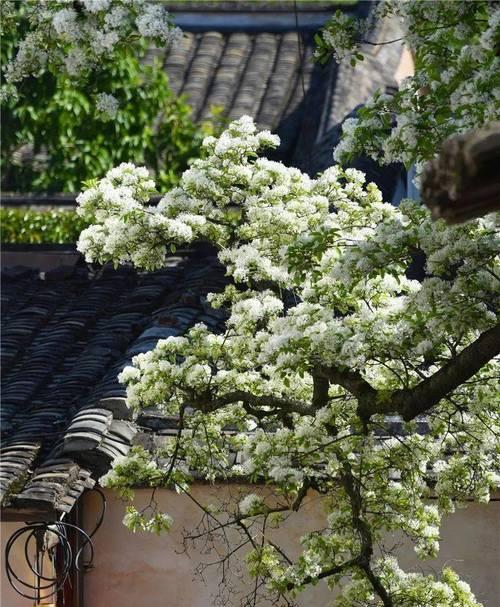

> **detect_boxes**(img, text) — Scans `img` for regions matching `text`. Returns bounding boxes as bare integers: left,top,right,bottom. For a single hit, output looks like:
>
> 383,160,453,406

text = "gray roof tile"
1,250,227,512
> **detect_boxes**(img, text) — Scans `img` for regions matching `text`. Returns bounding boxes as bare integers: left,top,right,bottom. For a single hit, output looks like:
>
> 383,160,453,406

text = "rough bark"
355,324,500,422
192,326,499,425
395,323,500,421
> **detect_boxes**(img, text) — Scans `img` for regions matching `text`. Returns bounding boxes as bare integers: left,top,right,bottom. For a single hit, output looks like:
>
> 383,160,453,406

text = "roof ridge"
164,1,347,13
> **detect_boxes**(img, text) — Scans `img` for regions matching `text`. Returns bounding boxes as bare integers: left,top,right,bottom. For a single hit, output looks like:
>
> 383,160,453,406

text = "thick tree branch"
358,324,500,422
312,372,330,409
317,365,378,403
395,324,500,421
340,461,394,607
190,326,499,425
317,365,378,427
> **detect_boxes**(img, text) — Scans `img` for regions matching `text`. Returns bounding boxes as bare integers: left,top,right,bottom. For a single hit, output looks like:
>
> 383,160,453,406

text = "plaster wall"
1,521,45,607
84,487,499,607
2,488,499,607
394,45,414,84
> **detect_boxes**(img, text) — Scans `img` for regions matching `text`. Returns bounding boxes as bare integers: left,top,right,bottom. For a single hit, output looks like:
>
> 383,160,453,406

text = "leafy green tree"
1,1,210,192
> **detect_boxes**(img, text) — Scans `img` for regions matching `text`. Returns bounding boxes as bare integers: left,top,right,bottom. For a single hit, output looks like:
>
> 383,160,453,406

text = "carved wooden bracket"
422,122,500,223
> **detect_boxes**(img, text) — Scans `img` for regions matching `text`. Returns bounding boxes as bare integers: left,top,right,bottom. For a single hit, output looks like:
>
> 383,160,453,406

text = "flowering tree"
77,116,499,606
1,0,180,98
0,1,211,193
316,1,499,174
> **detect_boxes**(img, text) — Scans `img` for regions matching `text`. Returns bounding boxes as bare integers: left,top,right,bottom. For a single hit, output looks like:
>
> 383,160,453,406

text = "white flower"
414,340,433,356
82,0,112,13
64,47,87,76
4,1,183,91
239,493,264,515
136,4,176,43
95,93,119,120
52,8,80,40
118,365,141,383
90,29,120,54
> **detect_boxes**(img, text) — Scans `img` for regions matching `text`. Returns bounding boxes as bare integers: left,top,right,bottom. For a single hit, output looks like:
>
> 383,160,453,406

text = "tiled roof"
1,249,228,514
154,4,404,178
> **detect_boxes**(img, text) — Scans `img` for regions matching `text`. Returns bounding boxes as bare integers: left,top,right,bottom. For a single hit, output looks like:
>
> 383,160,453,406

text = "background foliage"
0,208,89,244
318,1,499,171
1,3,213,194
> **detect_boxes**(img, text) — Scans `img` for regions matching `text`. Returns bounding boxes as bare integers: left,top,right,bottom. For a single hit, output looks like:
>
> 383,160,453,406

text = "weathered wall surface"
84,487,499,607
82,485,332,607
2,487,499,607
1,521,42,607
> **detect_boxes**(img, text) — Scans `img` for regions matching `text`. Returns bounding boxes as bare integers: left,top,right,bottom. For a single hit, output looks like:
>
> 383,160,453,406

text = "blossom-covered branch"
390,324,500,422
317,1,500,180
1,0,181,101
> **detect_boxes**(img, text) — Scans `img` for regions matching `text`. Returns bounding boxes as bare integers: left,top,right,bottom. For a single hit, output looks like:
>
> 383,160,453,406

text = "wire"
4,487,106,601
294,0,306,99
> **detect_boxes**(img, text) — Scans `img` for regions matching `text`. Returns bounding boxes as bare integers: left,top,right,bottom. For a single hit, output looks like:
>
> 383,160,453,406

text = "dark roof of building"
154,2,404,178
1,248,228,514
1,4,407,516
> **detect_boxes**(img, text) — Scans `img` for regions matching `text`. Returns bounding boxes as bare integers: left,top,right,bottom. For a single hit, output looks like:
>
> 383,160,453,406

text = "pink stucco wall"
2,487,499,607
1,521,38,607
84,488,499,607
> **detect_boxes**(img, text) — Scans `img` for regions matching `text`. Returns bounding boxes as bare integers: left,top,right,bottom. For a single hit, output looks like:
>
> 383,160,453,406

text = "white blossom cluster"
95,92,119,120
2,0,181,97
336,557,483,607
317,11,360,63
123,506,173,535
238,493,264,516
80,118,499,605
322,1,500,170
